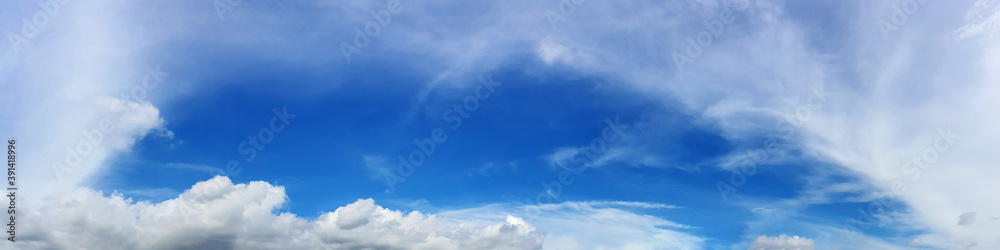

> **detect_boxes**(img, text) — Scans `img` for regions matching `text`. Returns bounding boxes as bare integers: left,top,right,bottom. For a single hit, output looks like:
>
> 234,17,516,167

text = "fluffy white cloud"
749,235,815,250
10,176,544,250
4,176,703,250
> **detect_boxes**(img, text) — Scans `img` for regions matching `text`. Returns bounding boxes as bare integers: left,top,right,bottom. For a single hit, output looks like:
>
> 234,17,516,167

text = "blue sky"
3,0,1000,249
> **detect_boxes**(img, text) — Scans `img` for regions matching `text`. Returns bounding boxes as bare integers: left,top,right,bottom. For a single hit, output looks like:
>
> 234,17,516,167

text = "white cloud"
1,1,173,202
11,176,700,249
12,176,545,250
537,39,574,65
440,200,703,249
546,147,581,168
749,235,815,250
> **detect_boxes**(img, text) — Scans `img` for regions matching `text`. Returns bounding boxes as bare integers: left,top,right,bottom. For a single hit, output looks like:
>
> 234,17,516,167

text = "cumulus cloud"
11,176,544,250
749,235,815,250
7,176,702,250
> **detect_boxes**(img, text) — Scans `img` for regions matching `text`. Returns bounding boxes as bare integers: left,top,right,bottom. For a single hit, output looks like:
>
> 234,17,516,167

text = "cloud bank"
11,176,545,250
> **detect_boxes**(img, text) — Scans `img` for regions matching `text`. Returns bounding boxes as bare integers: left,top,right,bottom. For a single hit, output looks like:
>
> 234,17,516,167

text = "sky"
1,0,999,249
